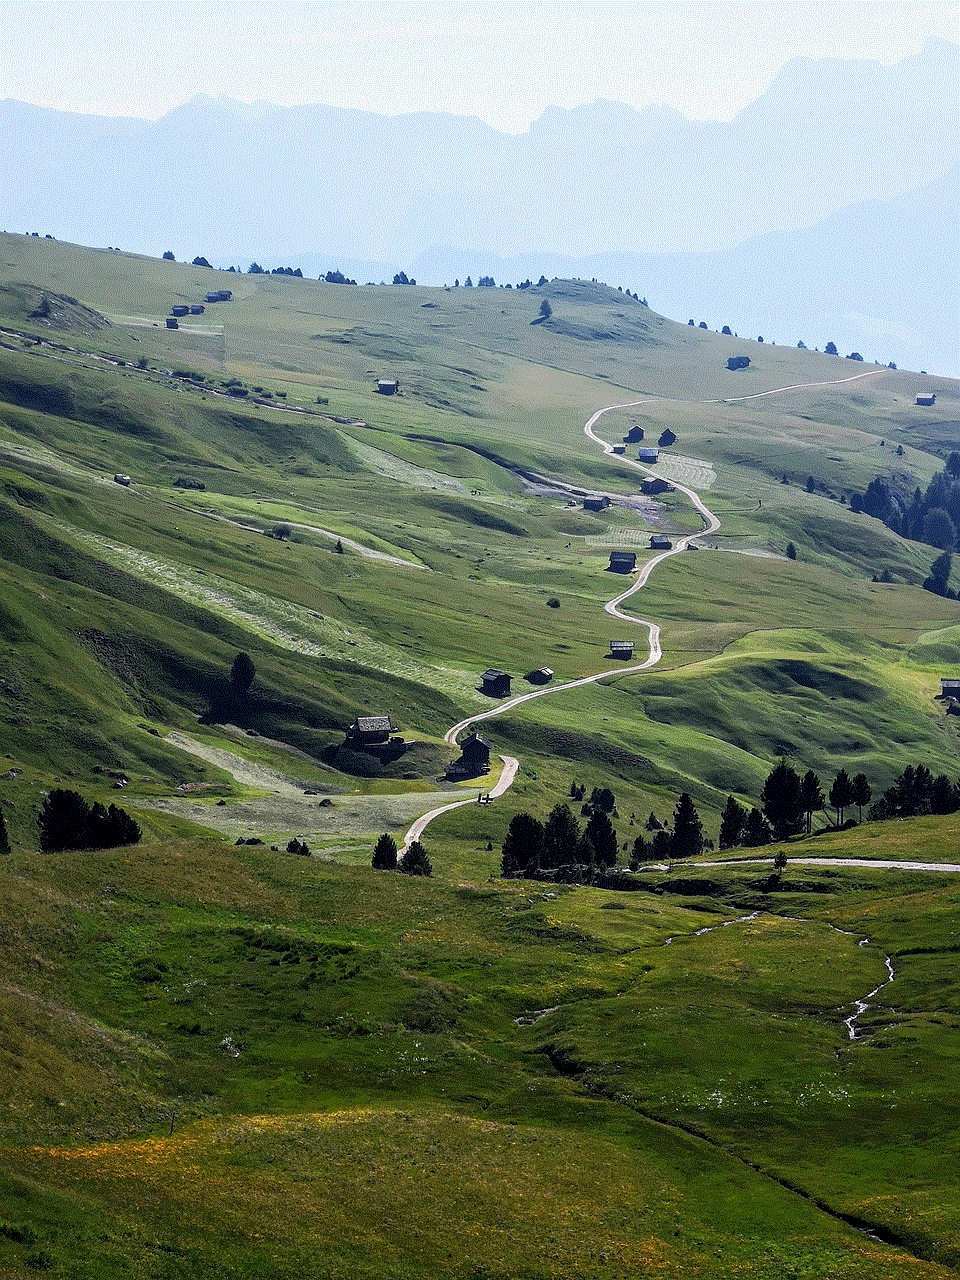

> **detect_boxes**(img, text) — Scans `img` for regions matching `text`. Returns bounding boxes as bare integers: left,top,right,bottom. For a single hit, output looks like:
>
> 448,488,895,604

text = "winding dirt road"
401,368,885,853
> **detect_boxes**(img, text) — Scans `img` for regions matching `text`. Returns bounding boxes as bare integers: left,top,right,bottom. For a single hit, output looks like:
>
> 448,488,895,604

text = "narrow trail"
401,367,883,852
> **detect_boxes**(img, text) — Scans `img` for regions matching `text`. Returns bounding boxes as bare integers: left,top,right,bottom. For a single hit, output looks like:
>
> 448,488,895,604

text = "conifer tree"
718,796,748,849
829,768,855,827
671,793,703,859
800,770,825,835
0,810,9,855
543,803,580,867
372,832,398,870
400,840,432,876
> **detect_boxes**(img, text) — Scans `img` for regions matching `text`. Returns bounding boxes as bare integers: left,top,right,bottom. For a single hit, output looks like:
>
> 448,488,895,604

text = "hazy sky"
1,0,957,129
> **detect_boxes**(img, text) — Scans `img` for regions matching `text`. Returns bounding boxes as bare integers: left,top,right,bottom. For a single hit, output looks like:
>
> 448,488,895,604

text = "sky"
0,0,957,130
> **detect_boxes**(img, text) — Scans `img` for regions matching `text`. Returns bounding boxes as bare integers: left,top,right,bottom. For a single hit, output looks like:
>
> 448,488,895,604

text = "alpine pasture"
0,234,958,1277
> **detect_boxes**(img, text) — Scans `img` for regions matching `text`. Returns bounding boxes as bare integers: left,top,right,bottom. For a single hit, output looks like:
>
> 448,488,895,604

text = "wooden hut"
916,393,936,406
526,667,554,685
460,732,491,773
583,495,610,512
480,669,511,697
377,378,399,395
649,534,672,549
347,715,394,746
609,640,634,659
637,447,659,463
608,551,637,573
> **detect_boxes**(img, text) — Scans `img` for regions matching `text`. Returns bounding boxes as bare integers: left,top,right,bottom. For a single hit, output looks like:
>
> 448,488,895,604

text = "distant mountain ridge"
0,38,956,372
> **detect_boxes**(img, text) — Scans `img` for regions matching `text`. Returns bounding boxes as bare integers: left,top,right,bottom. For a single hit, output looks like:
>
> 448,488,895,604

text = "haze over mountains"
1,37,956,373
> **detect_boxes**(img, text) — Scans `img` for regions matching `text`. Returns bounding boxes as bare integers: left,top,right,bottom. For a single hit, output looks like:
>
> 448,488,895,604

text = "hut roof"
354,715,393,733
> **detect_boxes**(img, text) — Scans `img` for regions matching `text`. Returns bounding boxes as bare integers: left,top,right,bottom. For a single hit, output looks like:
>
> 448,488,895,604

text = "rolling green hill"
1,234,959,1277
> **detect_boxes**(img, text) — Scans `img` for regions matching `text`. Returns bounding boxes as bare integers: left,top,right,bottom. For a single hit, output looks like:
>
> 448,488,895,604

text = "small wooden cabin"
583,495,610,512
609,640,635,659
165,317,179,329
461,732,491,772
190,304,205,314
526,667,554,684
649,534,672,550
939,678,960,697
608,551,637,573
637,447,659,463
480,669,511,697
377,378,399,395
916,393,936,406
612,445,625,455
347,715,394,745
171,305,189,317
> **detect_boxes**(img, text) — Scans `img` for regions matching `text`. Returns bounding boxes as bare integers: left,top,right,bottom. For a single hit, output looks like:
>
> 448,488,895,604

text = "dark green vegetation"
0,234,958,1275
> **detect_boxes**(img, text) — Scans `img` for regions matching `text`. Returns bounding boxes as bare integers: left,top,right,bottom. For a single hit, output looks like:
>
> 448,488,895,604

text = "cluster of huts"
166,288,232,329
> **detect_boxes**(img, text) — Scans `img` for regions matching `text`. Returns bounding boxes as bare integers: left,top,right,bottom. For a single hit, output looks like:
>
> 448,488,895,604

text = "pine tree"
744,807,772,847
799,770,825,835
543,804,580,867
584,809,618,868
0,810,9,855
829,768,855,827
37,789,91,851
850,774,872,823
718,796,748,849
670,793,703,859
761,760,804,841
400,840,432,876
630,833,651,867
372,832,398,870
500,813,544,877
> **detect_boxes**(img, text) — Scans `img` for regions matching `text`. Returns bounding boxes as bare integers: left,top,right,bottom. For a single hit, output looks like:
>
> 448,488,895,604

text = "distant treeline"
499,757,960,882
852,454,960,567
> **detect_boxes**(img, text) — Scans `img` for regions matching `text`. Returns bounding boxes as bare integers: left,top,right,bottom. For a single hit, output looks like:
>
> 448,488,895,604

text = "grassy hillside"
1,826,959,1278
0,234,959,1274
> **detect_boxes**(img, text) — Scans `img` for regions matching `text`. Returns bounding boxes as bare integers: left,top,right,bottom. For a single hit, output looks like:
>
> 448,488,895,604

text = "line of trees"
719,757,960,850
501,787,705,881
37,789,141,852
851,456,960,561
371,832,432,876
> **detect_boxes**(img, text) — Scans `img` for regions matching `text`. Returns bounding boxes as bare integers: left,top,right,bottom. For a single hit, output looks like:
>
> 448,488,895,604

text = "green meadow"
0,234,958,1276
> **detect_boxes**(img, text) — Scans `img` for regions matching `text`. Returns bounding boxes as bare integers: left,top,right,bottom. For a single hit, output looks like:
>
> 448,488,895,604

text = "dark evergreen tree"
825,341,838,355
744,807,772,847
500,813,544,877
37,789,90,851
930,774,957,815
0,809,10,855
162,250,175,260
630,833,652,866
651,829,672,860
799,770,825,835
786,542,797,559
400,840,432,876
645,812,662,831
828,768,855,826
589,787,616,813
670,793,703,858
718,796,748,849
850,774,872,823
761,760,804,841
371,832,398,869
543,803,580,867
584,809,618,868
538,299,552,320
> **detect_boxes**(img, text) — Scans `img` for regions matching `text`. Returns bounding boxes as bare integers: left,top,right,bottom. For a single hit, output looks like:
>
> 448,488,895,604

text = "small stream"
515,911,896,1040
